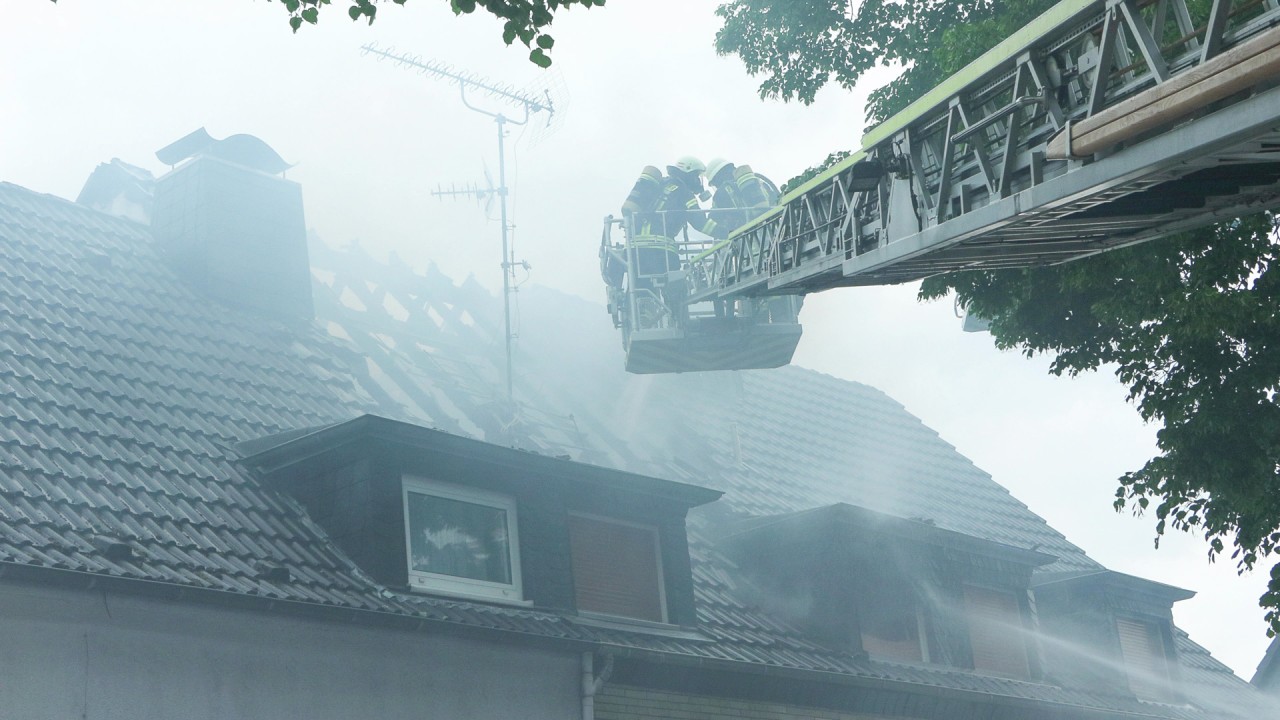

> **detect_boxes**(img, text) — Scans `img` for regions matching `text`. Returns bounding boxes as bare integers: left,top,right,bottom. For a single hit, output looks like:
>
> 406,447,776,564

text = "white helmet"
670,156,706,176
706,158,733,185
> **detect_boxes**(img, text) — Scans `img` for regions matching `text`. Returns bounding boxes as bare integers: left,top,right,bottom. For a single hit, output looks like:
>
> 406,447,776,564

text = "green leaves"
267,0,603,67
350,0,377,23
715,0,1049,119
930,214,1280,632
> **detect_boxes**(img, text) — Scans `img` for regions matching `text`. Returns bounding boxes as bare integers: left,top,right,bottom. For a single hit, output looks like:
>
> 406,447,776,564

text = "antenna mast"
363,44,554,401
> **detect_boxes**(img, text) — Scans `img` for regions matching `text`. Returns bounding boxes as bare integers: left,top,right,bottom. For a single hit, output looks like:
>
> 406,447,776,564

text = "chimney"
151,128,314,322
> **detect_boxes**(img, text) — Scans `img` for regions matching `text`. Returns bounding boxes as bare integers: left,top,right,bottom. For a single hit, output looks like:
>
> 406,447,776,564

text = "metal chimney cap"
156,128,294,175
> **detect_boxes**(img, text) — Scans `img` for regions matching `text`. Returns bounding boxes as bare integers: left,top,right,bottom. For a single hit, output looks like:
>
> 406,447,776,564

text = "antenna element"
364,43,554,401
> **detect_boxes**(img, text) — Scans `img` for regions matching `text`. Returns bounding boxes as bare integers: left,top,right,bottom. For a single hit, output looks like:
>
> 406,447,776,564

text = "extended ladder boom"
684,0,1280,304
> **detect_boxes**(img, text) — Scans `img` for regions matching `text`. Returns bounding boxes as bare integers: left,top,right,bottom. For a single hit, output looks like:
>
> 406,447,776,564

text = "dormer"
715,503,1055,677
1033,569,1194,702
240,415,721,627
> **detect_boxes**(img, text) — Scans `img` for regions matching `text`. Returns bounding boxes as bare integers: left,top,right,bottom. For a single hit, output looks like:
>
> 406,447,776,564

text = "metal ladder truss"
600,214,803,374
685,0,1280,303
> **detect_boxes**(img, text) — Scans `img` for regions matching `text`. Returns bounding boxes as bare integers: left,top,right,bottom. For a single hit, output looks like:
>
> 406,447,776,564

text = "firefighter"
705,158,780,239
625,156,713,282
621,165,664,216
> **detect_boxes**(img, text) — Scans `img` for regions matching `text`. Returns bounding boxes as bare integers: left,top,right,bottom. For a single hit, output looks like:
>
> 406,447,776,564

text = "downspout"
581,651,614,720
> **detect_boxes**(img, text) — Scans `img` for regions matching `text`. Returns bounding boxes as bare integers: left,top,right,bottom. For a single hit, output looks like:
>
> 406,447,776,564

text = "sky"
3,0,1271,679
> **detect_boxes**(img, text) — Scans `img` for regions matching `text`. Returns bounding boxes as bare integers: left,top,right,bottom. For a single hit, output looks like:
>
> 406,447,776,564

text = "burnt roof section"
75,159,155,223
0,178,1271,719
309,238,1105,573
239,413,723,509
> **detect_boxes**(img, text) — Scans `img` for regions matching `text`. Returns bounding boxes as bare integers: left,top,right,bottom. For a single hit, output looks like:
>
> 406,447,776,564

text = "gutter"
591,643,1197,720
0,560,591,654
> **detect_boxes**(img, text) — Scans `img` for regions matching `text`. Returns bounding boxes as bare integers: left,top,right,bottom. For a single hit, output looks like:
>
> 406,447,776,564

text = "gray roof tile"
0,181,1268,718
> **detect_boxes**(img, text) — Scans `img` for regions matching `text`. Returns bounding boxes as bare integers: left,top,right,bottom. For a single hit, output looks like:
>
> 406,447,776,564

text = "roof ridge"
0,181,152,234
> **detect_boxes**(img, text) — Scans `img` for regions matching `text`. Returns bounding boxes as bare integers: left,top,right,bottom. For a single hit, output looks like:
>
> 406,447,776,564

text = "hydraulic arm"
606,0,1280,373
689,0,1280,299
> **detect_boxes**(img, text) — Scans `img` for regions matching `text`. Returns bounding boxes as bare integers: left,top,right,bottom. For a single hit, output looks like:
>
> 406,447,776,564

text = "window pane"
1117,617,1168,700
569,515,664,622
407,491,512,585
859,577,924,662
861,603,923,662
964,585,1030,678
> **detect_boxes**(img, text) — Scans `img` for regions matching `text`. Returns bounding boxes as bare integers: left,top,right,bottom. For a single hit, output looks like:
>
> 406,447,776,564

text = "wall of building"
0,579,580,720
595,685,883,720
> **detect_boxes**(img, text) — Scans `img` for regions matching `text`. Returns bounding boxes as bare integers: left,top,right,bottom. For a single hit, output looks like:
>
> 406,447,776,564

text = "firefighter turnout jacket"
629,169,717,243
709,165,780,239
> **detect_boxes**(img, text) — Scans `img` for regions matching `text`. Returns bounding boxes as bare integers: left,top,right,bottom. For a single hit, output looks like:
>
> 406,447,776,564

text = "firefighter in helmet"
704,158,781,239
623,156,715,283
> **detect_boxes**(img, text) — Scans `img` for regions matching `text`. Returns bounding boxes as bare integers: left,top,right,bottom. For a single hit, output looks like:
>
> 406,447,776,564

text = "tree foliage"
268,0,603,66
919,219,1280,629
46,0,603,68
719,0,1280,632
714,0,1047,122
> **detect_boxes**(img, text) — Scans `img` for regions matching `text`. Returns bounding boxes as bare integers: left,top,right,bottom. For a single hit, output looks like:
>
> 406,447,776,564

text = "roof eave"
718,502,1057,567
1032,569,1196,603
238,414,723,509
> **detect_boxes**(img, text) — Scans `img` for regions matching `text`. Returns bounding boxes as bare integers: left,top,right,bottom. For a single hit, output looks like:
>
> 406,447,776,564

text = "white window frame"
568,511,669,624
402,475,524,604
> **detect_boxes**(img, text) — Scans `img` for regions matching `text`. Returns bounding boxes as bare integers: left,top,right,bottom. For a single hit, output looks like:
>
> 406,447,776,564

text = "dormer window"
569,513,667,623
241,415,720,625
858,568,927,662
964,585,1030,678
402,476,523,602
714,504,1053,676
861,603,927,663
1116,616,1171,700
1032,569,1191,702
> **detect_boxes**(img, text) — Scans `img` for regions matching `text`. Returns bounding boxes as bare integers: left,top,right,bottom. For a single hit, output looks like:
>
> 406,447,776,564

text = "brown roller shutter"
964,585,1030,678
1117,617,1169,700
569,514,665,622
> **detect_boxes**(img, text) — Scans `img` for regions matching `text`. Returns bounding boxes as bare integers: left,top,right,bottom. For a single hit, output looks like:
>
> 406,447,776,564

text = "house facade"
0,134,1273,719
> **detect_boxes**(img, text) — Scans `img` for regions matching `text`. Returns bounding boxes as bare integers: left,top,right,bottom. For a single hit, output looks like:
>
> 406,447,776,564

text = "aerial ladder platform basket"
605,0,1280,373
600,214,803,374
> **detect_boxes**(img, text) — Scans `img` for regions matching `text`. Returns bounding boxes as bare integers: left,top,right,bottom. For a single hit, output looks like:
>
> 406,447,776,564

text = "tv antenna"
363,43,555,401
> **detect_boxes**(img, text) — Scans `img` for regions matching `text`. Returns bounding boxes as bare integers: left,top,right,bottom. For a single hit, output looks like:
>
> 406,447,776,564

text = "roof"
1253,637,1280,691
0,179,1270,718
240,413,723,509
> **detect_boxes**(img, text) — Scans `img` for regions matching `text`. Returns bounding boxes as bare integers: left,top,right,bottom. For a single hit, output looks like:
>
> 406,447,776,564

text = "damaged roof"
0,180,1267,718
